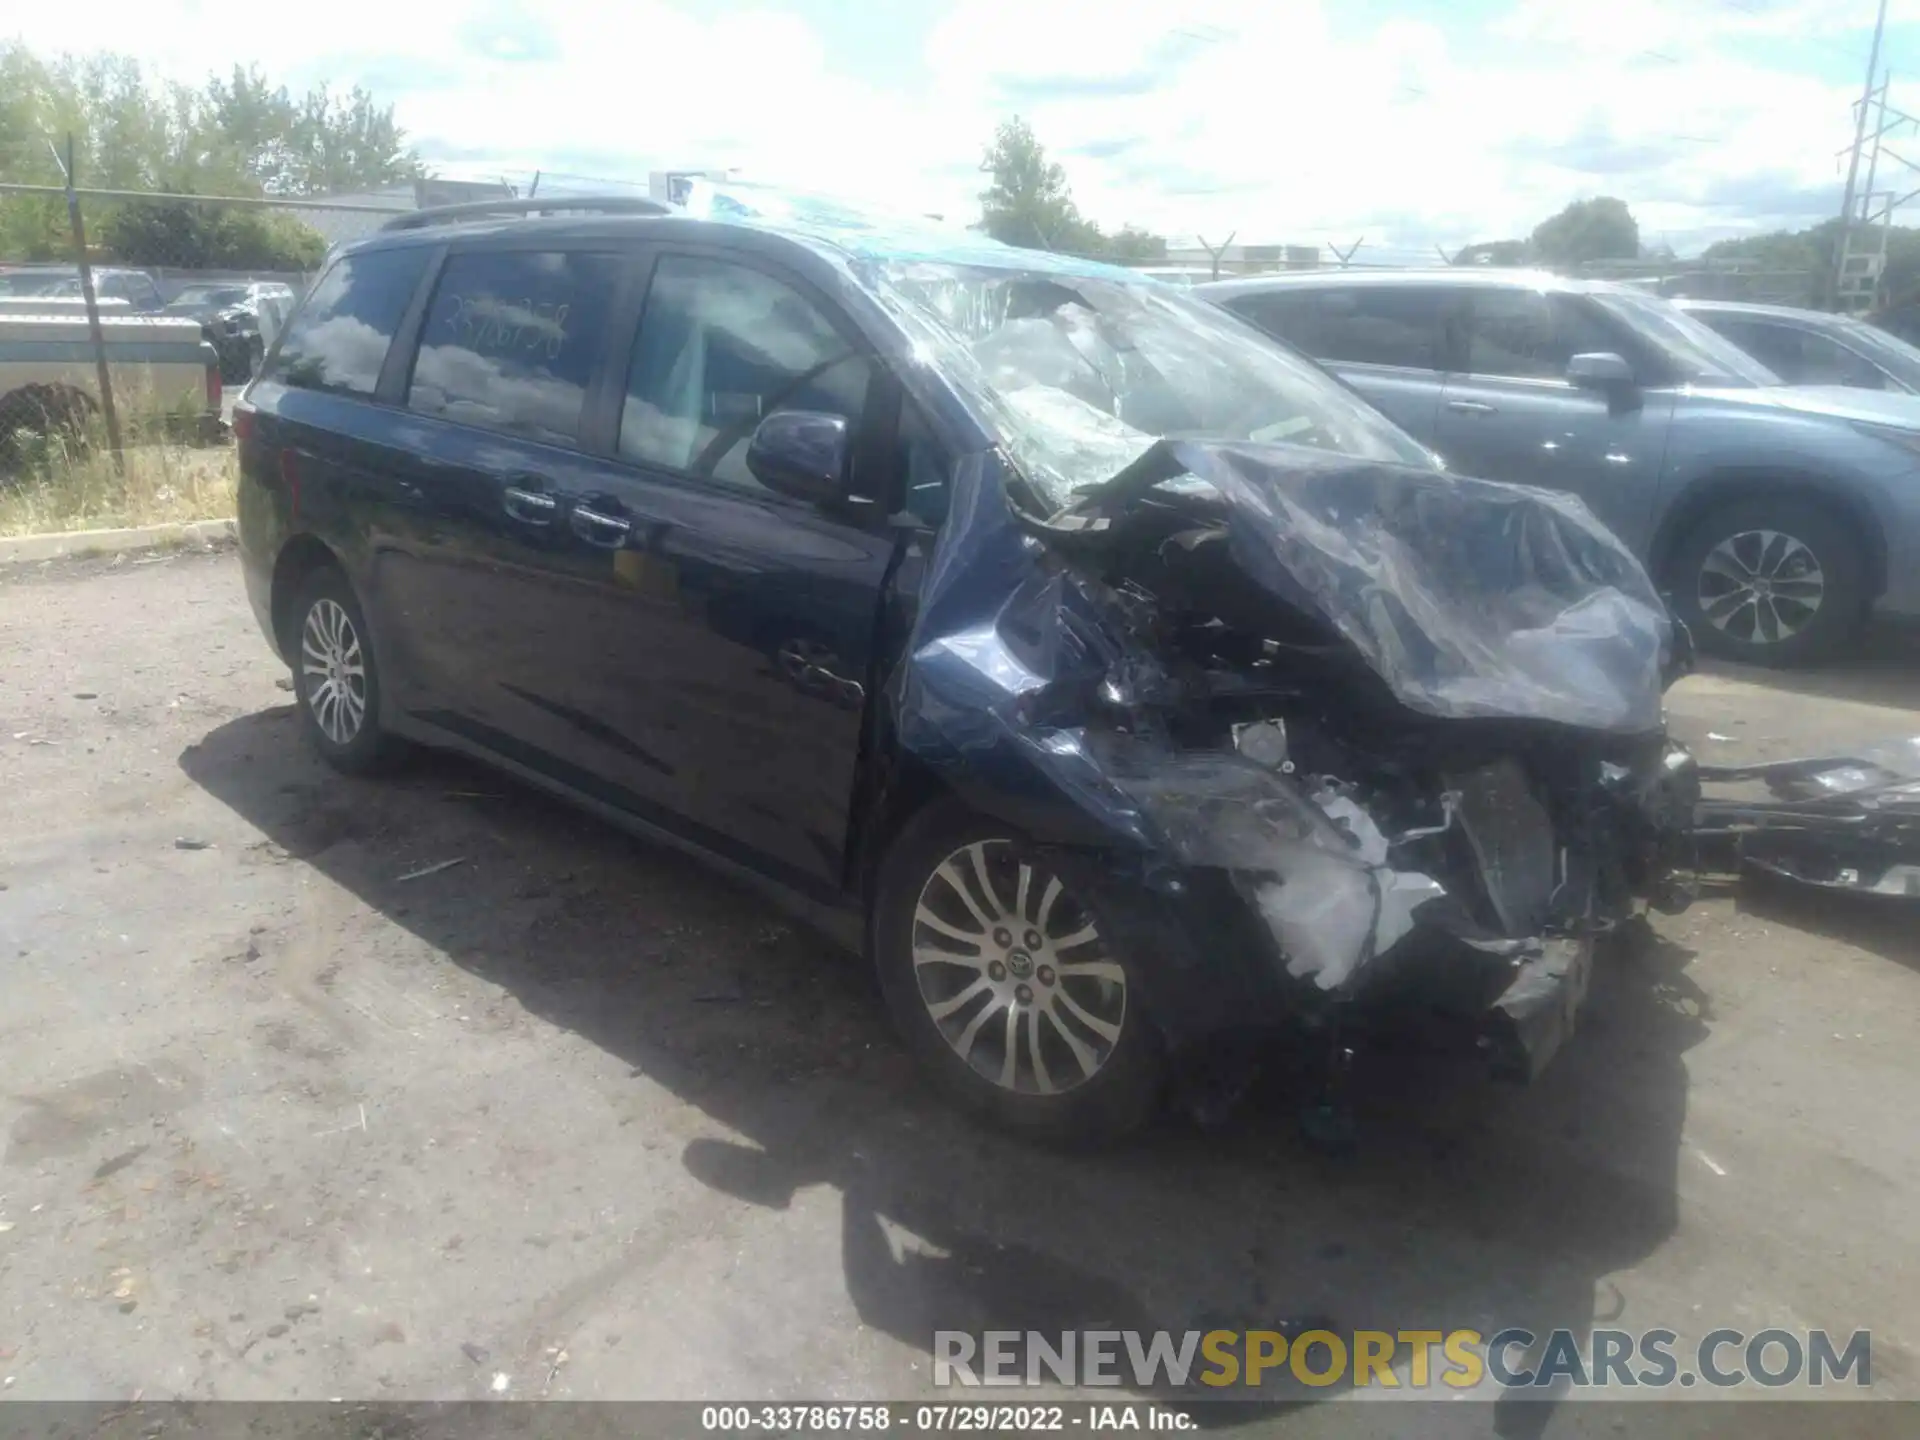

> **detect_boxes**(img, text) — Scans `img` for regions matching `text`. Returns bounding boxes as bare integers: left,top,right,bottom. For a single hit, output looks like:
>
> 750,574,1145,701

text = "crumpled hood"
1028,438,1673,735
891,443,1680,1011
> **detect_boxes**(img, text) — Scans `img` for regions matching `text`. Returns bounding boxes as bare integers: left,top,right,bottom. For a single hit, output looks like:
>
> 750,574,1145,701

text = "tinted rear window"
267,246,431,398
407,249,624,448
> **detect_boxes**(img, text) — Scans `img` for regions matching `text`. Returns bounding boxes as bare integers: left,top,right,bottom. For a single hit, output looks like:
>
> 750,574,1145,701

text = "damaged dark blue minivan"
234,188,1698,1142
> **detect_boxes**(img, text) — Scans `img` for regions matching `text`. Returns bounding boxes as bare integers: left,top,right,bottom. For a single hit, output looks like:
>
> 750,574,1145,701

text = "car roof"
335,207,1153,287
1195,266,1616,299
1673,298,1842,323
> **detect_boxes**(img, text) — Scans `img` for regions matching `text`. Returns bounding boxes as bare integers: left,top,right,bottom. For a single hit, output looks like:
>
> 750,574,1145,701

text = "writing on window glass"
445,294,571,360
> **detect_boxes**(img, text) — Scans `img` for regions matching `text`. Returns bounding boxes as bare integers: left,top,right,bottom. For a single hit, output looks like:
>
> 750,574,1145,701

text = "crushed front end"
893,439,1697,1107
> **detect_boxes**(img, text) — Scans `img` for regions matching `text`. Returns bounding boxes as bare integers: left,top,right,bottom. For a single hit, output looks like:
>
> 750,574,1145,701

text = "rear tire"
288,567,399,775
1666,497,1868,666
872,799,1164,1144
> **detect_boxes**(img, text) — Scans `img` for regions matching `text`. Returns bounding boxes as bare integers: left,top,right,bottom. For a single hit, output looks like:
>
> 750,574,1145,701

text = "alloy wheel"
300,597,367,746
1696,528,1826,645
910,840,1127,1096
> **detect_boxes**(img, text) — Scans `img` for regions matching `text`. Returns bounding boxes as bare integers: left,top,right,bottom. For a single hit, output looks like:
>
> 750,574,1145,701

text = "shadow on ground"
1703,869,1920,977
182,711,1710,1433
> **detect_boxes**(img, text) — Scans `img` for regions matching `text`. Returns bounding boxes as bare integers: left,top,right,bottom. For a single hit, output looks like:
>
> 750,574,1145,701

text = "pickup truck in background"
0,265,167,311
0,307,226,447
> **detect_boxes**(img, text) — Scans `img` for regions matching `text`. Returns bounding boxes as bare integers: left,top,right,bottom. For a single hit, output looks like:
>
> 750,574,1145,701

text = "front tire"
873,800,1164,1144
1666,498,1868,665
289,567,398,775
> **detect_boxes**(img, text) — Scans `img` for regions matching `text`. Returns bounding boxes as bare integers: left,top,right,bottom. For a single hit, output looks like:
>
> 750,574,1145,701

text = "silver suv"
1200,269,1920,664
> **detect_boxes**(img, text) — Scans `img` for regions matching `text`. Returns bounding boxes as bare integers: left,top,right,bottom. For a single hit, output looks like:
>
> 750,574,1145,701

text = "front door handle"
1446,399,1498,416
571,501,633,547
503,484,558,525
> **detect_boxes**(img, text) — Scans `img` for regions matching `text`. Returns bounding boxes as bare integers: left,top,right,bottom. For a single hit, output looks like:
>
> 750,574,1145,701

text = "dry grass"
0,430,237,538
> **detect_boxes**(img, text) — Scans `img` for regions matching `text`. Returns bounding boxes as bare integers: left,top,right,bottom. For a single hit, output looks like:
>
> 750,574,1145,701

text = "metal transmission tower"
1834,0,1896,311
1835,75,1920,313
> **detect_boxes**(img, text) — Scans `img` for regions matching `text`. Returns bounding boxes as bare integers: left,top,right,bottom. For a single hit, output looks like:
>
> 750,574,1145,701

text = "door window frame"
1237,283,1463,376
1458,287,1660,389
378,239,646,451
591,241,907,534
1778,321,1894,390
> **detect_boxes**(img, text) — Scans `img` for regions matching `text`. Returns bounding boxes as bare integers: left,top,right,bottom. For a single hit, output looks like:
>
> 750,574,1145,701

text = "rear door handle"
570,500,633,547
1446,399,1498,416
503,483,558,525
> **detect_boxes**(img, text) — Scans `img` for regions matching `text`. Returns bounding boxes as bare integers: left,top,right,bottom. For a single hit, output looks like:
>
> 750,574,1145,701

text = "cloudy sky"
11,0,1920,258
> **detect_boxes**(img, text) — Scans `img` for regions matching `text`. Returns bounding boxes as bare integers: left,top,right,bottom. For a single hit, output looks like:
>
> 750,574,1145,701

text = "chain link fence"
0,175,416,529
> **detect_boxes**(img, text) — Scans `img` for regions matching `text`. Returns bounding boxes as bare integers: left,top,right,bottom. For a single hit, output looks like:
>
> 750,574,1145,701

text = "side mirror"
1567,352,1636,390
745,410,851,505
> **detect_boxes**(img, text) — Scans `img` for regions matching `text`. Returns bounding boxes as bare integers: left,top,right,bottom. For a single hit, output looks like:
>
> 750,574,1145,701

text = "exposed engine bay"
896,436,1700,1089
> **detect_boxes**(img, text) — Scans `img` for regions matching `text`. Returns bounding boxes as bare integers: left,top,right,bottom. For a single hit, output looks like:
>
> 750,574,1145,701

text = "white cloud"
5,0,1902,254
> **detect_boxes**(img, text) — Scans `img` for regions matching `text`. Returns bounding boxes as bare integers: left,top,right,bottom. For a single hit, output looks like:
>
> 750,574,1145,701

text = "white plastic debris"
396,858,466,883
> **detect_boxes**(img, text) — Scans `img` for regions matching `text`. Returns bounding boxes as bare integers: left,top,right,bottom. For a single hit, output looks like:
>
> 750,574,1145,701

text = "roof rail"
382,196,675,232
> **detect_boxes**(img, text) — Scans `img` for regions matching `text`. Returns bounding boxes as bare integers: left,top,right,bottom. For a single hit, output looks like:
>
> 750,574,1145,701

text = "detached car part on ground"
237,189,1699,1143
1695,738,1920,898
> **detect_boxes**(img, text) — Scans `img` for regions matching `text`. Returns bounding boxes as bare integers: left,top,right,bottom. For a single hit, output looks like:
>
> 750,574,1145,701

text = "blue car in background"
1203,268,1920,665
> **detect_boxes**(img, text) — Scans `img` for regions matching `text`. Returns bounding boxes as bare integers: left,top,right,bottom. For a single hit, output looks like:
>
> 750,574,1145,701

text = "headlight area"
1043,712,1698,1136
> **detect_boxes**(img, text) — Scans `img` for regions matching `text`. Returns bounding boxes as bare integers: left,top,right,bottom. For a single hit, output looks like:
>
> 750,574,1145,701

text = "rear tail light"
206,361,222,412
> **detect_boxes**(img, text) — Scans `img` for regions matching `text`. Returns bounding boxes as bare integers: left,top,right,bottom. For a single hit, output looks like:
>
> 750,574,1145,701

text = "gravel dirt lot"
2,546,1917,1432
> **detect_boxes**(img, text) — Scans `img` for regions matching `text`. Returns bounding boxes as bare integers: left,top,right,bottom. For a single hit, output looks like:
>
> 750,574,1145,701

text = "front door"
1228,284,1453,445
542,248,904,894
1435,287,1674,551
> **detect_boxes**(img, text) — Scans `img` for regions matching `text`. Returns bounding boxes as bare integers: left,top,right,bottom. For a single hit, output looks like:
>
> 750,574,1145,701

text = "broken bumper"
1482,935,1595,1081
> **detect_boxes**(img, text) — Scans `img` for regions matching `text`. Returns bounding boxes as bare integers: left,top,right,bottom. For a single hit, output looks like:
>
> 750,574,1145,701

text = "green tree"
0,42,423,208
976,117,1164,259
99,202,326,270
1530,197,1640,266
1701,219,1920,310
1105,224,1168,262
979,116,1098,251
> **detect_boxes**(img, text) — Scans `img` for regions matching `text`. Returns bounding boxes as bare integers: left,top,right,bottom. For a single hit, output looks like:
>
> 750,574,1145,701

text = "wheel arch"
851,752,954,927
1650,469,1886,601
269,533,346,659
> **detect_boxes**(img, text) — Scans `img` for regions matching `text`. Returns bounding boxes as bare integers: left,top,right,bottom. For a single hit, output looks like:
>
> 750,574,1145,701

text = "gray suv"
1200,269,1920,664
1676,298,1920,394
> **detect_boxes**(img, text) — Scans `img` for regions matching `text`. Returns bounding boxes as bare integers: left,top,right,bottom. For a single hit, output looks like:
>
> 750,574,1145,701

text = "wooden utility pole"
57,133,125,473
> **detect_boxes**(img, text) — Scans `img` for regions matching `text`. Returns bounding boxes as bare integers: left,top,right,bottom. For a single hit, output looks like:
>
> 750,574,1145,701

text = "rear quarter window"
406,249,625,448
265,246,432,398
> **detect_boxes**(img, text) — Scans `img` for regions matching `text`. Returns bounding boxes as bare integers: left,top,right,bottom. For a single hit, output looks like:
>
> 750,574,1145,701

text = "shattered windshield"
871,260,1436,507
